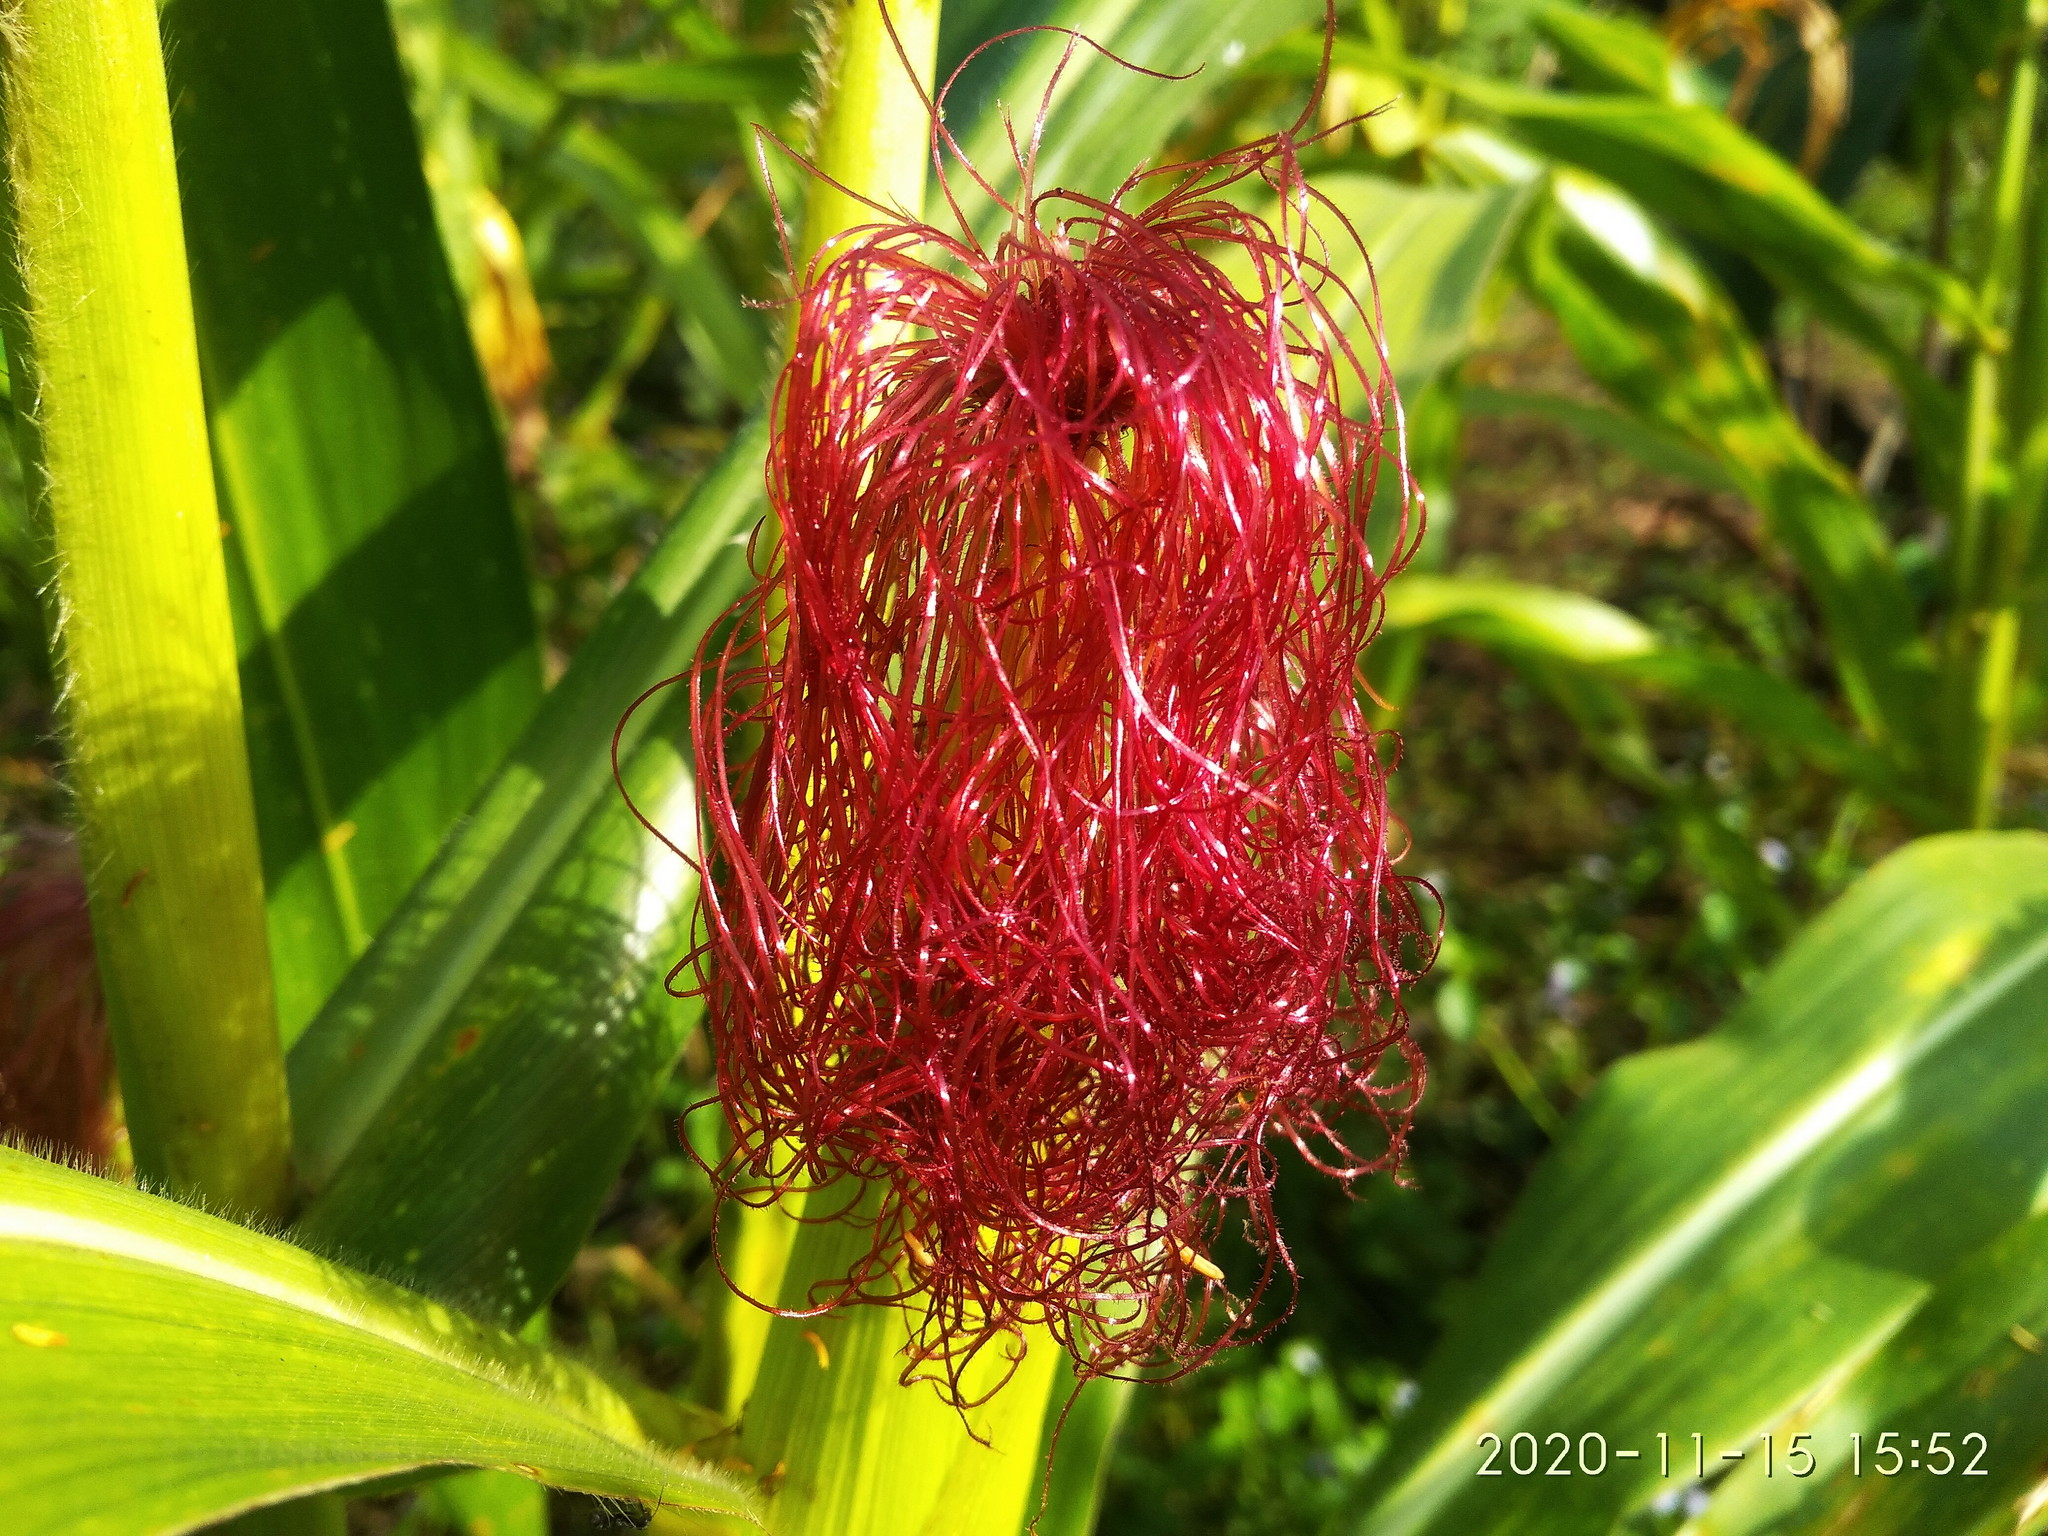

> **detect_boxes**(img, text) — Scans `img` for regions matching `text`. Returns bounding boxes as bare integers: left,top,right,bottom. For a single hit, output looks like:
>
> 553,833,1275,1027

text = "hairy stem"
0,0,290,1214
799,0,944,273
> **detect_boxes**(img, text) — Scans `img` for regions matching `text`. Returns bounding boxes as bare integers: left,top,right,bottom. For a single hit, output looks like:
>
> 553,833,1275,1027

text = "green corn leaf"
162,0,545,1040
553,56,807,111
1265,35,1977,351
1376,573,1933,823
1698,1207,2048,1536
1382,574,1661,665
411,1469,550,1536
288,422,759,1178
1529,1,1712,104
1028,1367,1135,1536
1908,0,2024,154
1309,173,1528,395
0,0,291,1215
286,424,764,1317
0,1145,761,1534
1210,170,1524,398
1609,649,1938,821
1483,86,1962,445
1518,176,1939,778
1379,573,1932,817
948,0,1324,236
445,31,768,406
1258,34,1970,456
1461,386,1738,494
1354,830,2048,1536
292,709,708,1320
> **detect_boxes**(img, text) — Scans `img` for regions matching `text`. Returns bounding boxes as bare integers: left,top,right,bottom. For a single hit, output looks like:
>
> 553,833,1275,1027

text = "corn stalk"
0,0,290,1215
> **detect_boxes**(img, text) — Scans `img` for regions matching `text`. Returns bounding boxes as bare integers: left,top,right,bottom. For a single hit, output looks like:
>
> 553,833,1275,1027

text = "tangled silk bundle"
683,95,1433,1401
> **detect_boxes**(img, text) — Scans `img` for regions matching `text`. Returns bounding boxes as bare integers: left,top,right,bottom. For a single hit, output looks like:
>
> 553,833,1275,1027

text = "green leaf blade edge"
0,1147,761,1535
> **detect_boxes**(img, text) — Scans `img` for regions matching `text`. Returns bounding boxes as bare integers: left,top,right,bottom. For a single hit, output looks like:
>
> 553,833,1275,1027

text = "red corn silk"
0,828,115,1165
684,109,1432,1401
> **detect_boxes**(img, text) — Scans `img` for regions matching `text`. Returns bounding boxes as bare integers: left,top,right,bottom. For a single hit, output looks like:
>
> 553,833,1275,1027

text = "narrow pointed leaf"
1262,36,1977,348
1356,832,2048,1536
553,56,807,111
288,423,760,1181
1531,2,1710,103
1907,1,2023,161
1461,386,1737,494
292,713,709,1320
1379,573,1930,815
1518,178,1938,773
1478,78,1962,451
1382,574,1660,664
0,1146,761,1534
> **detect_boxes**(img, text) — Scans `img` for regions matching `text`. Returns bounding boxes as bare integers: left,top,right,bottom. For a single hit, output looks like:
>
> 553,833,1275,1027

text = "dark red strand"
0,829,114,1164
680,120,1431,1402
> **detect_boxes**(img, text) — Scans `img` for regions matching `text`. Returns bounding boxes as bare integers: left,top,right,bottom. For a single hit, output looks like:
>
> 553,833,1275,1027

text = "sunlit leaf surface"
0,1147,761,1535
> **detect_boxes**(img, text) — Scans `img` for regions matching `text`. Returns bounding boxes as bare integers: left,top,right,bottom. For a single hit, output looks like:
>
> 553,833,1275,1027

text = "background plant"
3,3,2048,1536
